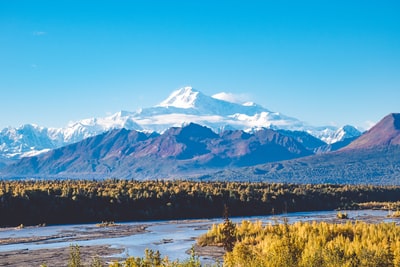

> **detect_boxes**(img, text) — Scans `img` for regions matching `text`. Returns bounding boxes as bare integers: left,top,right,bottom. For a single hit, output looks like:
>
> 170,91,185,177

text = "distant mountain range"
2,123,314,179
0,87,361,160
1,109,399,183
207,113,400,185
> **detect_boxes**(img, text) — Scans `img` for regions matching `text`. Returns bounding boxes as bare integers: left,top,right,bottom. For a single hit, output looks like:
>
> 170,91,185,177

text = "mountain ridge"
2,123,312,179
342,113,400,150
206,113,400,185
2,113,399,184
0,86,361,160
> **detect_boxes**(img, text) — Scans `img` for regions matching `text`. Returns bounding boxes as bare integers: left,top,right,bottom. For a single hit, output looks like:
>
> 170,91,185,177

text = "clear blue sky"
1,1,399,130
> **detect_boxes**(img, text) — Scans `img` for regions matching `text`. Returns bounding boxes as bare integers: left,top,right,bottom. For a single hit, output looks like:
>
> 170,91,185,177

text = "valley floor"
0,245,123,267
1,209,399,266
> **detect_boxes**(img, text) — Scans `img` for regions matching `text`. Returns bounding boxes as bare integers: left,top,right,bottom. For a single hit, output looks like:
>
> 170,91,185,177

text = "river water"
0,209,398,261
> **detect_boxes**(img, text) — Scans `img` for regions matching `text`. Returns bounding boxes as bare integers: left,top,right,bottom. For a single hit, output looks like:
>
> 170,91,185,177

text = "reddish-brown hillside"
342,113,400,150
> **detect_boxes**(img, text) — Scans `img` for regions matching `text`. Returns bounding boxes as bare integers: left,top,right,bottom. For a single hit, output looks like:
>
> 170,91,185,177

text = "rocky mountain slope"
341,113,400,150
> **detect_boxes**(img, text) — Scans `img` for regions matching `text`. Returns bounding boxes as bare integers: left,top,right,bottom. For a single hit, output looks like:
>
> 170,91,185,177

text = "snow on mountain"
308,125,362,144
212,92,245,104
154,87,266,116
0,86,361,160
158,86,199,108
0,112,143,159
332,125,363,143
138,87,305,131
0,124,56,159
61,111,142,143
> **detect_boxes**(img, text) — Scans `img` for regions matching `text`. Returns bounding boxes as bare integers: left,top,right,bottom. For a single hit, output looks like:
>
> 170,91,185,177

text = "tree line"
1,179,400,227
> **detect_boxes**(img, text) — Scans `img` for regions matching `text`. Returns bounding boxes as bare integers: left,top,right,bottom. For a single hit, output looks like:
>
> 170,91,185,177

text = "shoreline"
0,245,124,267
0,209,399,266
0,223,148,266
0,223,148,247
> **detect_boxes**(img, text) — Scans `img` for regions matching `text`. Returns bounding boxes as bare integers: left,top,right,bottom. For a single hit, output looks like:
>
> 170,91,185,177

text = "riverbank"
0,223,147,246
0,245,123,267
0,223,148,266
0,210,399,266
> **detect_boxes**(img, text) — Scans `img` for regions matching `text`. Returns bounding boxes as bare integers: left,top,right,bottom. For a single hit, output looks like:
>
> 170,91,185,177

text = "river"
0,209,398,262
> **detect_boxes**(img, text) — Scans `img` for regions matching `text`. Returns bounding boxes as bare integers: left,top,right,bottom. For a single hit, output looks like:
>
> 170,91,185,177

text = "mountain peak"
0,87,363,160
376,113,400,132
343,113,400,150
392,113,400,130
334,125,361,141
157,86,200,108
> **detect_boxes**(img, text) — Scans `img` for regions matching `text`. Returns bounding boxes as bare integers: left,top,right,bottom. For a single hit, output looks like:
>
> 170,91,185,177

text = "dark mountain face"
0,157,16,169
315,136,359,154
277,130,327,150
208,146,400,185
2,123,311,179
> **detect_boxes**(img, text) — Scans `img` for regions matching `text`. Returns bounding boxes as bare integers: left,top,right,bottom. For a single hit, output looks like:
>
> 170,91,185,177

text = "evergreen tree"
221,205,236,252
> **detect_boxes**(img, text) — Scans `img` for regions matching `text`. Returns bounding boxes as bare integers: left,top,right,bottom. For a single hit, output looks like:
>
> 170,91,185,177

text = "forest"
1,179,400,227
198,219,400,266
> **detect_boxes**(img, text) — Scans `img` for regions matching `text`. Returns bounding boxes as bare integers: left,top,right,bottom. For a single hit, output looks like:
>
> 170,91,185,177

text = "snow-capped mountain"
0,86,362,159
0,124,55,159
306,125,362,145
133,87,307,132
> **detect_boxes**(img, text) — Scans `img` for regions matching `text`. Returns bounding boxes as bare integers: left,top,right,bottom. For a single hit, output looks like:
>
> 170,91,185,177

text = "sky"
1,1,399,130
